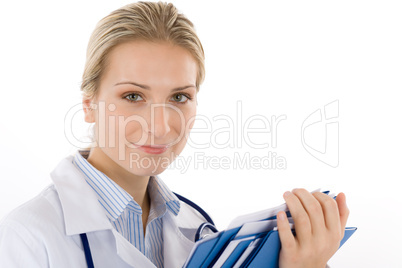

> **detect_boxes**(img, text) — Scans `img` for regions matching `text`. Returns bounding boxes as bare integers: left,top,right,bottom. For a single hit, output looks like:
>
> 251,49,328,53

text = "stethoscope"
80,193,218,268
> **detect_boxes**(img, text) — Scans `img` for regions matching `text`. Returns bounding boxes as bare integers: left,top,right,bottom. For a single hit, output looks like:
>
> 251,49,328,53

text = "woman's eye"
171,93,189,103
125,93,143,102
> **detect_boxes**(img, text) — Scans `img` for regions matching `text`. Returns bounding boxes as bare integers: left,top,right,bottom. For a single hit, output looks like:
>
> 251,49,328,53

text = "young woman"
0,2,349,267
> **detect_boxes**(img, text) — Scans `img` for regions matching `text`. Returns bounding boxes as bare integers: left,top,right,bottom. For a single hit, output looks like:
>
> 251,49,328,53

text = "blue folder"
183,190,357,268
184,226,356,268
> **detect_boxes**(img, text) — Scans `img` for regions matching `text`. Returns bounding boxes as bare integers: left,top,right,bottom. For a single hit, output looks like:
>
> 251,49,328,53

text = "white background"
0,1,401,267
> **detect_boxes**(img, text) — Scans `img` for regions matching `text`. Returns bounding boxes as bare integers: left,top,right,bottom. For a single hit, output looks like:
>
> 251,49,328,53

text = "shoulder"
0,183,64,236
0,184,65,267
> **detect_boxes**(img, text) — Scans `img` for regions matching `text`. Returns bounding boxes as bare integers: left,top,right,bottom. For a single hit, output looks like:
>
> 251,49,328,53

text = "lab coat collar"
50,153,196,268
50,154,112,236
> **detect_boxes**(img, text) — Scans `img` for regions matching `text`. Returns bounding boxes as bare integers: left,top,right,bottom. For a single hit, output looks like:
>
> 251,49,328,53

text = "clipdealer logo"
128,151,286,174
301,100,339,168
64,100,288,171
64,100,341,170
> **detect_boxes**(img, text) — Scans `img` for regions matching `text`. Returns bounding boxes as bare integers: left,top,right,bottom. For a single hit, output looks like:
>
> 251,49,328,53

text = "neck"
86,146,150,209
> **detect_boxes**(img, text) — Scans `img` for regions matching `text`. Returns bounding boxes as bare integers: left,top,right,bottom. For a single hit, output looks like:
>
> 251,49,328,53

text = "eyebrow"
114,81,196,92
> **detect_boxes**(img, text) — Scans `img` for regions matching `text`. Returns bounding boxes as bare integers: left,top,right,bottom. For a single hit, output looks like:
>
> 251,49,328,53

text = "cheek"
122,116,147,138
171,106,196,134
185,106,197,132
95,109,146,144
112,106,145,138
121,117,151,147
186,114,196,130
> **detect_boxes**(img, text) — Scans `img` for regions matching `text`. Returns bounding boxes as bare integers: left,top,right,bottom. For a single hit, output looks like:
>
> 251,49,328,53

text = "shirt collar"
73,150,180,220
72,151,132,221
148,173,180,217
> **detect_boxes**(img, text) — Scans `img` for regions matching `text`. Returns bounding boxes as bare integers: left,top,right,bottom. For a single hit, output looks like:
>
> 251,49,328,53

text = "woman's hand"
276,189,349,268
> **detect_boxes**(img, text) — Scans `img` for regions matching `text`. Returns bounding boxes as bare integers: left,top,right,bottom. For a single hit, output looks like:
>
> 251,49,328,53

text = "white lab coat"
0,154,209,268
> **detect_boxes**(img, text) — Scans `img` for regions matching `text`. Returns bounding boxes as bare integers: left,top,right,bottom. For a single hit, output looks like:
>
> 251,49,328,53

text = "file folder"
183,190,357,268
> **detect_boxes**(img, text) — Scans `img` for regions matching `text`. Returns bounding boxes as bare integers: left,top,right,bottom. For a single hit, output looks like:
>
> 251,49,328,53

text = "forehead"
100,40,198,89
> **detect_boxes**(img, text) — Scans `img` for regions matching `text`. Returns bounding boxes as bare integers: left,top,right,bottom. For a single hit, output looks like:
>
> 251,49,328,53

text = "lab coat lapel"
112,229,156,268
51,155,156,267
50,155,111,235
163,211,195,268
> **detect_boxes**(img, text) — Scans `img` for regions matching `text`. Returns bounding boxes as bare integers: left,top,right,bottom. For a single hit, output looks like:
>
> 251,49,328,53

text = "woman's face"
85,40,198,176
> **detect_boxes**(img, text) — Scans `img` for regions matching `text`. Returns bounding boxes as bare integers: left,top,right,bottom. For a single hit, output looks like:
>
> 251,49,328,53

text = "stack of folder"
183,190,357,268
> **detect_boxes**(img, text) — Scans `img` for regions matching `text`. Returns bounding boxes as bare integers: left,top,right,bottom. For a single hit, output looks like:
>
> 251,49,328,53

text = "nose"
148,104,170,139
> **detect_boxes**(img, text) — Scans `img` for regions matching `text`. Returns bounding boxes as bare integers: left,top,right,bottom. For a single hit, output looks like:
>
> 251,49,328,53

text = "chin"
124,149,181,176
126,164,169,177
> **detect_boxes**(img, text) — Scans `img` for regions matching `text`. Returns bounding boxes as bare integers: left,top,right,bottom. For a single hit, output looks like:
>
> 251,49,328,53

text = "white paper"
227,188,322,229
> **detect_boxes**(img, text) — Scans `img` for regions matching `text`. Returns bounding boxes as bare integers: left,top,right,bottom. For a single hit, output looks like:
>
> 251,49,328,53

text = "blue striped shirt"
72,150,180,267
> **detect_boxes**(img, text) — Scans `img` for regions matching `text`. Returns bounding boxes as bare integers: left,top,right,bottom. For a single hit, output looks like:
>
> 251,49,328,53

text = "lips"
132,143,169,154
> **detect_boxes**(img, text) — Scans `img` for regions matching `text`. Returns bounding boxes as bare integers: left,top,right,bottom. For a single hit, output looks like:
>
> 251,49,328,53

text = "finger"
283,191,311,242
336,192,350,234
313,192,340,233
293,189,326,236
276,211,296,250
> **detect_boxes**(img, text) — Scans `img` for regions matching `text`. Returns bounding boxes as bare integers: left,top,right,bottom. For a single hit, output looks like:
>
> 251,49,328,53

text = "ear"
83,97,96,123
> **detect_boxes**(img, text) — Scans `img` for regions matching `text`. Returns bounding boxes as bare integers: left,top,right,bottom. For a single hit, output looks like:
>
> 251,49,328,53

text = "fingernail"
278,212,286,221
284,191,291,197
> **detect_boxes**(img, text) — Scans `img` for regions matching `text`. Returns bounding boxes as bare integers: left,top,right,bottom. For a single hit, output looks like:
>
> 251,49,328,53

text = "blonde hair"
81,1,205,99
